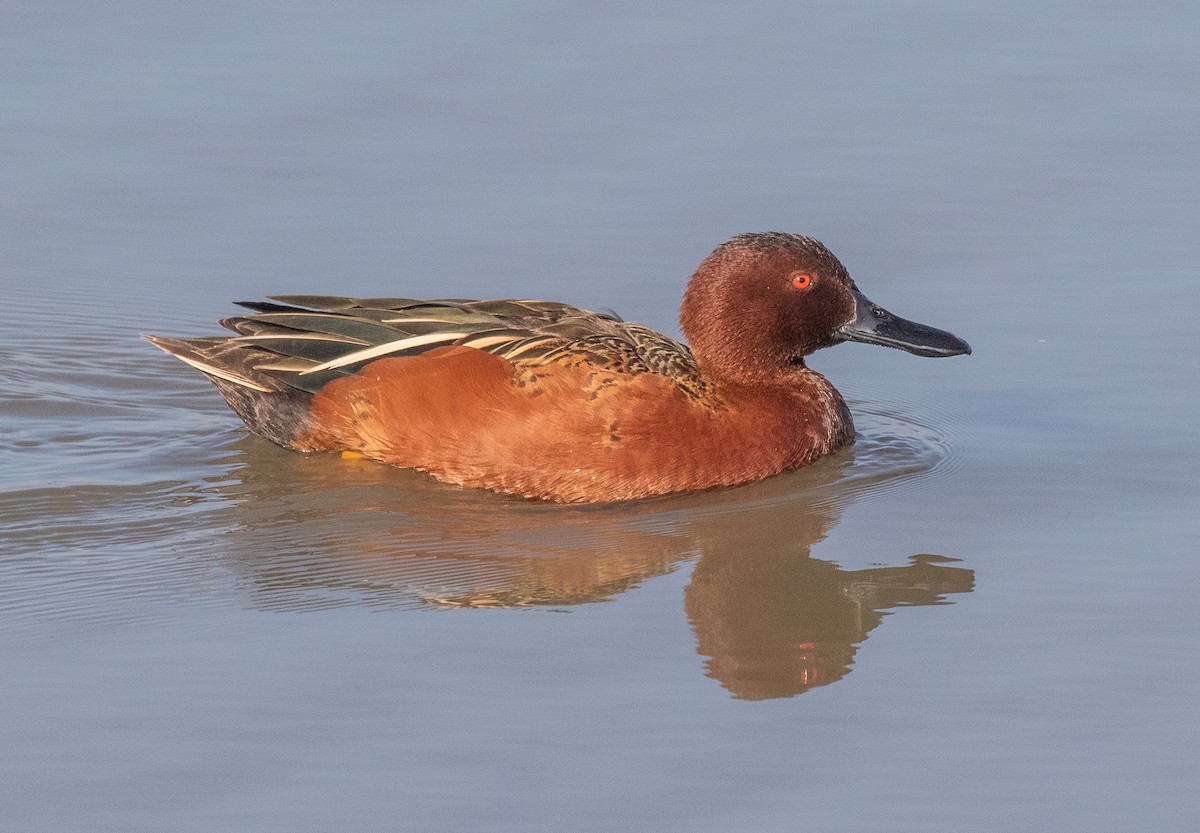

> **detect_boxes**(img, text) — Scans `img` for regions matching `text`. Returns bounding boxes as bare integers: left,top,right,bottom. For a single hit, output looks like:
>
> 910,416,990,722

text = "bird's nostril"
871,307,889,320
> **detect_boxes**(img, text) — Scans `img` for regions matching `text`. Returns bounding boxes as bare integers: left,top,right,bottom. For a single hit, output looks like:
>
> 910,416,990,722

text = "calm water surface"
3,2,1198,831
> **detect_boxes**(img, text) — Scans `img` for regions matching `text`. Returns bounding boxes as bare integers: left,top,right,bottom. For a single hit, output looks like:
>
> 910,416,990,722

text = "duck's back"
150,295,700,393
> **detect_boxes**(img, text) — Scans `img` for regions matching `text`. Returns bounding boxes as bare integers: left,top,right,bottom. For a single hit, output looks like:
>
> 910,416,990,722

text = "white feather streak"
299,331,470,374
173,354,274,391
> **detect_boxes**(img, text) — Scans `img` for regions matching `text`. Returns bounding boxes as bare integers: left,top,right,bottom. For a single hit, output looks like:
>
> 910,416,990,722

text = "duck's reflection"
213,438,973,699
687,551,970,699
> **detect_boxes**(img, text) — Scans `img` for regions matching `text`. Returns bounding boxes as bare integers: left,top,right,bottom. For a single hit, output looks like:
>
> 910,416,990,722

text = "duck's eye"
790,273,813,290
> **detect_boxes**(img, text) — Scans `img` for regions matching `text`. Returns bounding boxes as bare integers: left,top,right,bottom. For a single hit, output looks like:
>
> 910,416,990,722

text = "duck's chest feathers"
551,367,854,497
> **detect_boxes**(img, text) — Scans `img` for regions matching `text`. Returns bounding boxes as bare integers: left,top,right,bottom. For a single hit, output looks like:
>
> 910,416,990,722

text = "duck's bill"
836,288,971,357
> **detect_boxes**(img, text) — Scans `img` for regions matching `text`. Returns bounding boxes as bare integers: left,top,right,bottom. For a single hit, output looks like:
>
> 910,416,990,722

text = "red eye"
790,273,812,289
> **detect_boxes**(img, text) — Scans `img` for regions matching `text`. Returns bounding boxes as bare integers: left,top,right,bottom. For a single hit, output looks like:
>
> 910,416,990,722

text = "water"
3,2,1198,830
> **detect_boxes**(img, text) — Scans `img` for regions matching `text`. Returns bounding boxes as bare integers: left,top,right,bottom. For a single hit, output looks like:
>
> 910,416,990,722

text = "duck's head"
679,232,971,385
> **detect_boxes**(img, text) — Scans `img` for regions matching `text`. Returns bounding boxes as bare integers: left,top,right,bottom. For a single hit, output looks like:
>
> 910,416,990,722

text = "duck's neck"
698,355,815,390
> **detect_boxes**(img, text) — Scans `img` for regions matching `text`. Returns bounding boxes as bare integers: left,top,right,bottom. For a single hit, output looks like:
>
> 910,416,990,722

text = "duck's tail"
143,334,316,448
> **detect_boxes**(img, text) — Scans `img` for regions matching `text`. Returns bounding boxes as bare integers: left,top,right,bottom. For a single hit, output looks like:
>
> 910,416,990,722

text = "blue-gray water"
3,2,1198,831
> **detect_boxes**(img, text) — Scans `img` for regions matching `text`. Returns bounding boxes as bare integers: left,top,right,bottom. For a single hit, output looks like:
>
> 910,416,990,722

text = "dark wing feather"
148,296,708,398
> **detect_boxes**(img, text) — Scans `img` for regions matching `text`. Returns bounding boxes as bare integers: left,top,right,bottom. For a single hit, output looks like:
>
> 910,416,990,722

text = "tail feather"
145,334,273,388
144,334,316,448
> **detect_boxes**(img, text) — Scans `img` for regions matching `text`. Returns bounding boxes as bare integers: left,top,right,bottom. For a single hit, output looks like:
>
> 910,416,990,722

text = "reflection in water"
216,431,973,699
687,552,971,699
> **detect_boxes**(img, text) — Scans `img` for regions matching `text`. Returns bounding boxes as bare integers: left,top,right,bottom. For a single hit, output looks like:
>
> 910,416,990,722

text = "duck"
146,232,970,503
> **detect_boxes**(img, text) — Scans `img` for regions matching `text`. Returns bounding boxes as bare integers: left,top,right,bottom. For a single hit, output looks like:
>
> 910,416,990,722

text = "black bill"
836,288,971,357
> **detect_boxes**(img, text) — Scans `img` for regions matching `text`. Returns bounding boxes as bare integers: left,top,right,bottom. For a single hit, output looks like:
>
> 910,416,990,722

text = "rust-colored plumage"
146,233,970,502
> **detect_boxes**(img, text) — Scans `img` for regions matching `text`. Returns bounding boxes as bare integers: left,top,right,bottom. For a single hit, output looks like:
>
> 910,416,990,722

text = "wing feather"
150,296,708,397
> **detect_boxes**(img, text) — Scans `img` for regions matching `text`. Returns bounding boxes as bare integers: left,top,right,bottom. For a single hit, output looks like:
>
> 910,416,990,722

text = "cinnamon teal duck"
146,232,970,502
